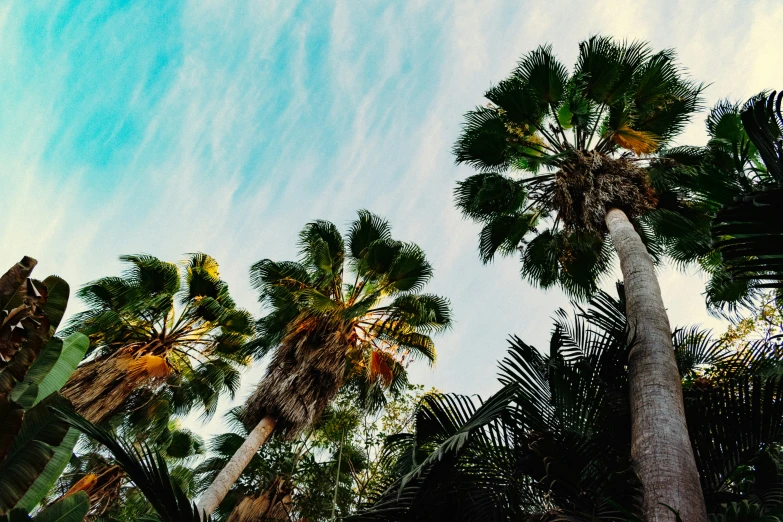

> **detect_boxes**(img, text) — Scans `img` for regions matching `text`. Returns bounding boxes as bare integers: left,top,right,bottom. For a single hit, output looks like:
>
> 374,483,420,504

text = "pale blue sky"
2,0,782,436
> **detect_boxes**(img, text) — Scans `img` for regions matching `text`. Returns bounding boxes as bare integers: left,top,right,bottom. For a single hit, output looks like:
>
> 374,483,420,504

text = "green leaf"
453,107,512,171
32,334,88,407
20,339,63,393
120,255,180,296
39,276,69,334
516,44,568,106
385,244,433,293
0,508,33,522
15,428,80,513
32,491,89,522
0,395,69,512
348,210,392,260
10,384,38,411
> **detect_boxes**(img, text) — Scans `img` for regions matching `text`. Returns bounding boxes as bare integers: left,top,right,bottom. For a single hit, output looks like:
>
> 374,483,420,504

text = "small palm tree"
62,254,253,429
452,37,705,519
198,211,452,517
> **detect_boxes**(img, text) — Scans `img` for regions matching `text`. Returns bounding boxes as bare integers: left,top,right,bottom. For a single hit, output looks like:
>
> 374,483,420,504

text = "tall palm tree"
356,288,783,521
198,211,452,517
61,253,253,431
452,37,705,520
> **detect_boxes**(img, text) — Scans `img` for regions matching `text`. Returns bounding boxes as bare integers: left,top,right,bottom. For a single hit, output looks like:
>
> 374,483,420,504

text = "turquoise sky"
2,0,781,435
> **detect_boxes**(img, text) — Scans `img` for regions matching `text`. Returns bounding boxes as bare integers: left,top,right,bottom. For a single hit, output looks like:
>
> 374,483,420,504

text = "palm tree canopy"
644,90,783,315
453,36,703,298
243,210,452,437
62,253,254,431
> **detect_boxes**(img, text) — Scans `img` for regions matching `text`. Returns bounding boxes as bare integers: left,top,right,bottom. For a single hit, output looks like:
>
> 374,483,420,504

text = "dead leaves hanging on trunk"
62,350,171,423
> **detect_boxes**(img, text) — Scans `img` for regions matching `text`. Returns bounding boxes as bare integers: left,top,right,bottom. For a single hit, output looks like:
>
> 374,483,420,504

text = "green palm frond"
299,220,345,281
453,107,514,171
54,406,206,522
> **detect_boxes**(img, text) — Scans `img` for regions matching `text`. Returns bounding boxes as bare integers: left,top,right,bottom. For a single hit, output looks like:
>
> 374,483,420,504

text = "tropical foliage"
0,257,90,520
61,253,253,436
355,287,783,521
45,422,202,520
645,90,783,314
194,385,425,521
54,406,206,522
5,33,783,522
198,210,452,517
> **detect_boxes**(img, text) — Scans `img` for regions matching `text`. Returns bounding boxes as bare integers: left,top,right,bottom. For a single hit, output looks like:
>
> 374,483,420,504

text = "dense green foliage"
645,90,783,314
356,289,783,521
193,386,424,521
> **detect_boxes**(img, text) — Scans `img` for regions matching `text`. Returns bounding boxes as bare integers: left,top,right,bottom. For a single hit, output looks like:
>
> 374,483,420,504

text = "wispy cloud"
1,0,781,435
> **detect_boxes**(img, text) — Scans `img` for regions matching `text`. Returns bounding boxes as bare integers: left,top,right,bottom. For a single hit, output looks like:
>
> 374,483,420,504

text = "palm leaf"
54,406,206,522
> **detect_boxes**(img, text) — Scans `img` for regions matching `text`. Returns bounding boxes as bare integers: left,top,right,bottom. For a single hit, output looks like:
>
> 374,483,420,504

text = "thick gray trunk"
197,415,277,520
605,208,706,522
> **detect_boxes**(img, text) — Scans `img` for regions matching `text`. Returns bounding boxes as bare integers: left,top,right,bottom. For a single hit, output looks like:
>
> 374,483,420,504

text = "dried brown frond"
611,126,661,155
129,354,170,379
553,151,657,233
369,350,393,387
62,351,170,423
243,314,350,437
227,477,292,522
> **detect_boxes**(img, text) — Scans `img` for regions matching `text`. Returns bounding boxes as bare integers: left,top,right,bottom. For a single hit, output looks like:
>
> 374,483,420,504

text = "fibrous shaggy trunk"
62,350,169,423
197,415,277,519
226,476,292,522
605,208,706,522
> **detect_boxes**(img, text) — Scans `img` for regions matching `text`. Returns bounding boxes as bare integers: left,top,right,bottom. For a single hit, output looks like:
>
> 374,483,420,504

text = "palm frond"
54,406,206,522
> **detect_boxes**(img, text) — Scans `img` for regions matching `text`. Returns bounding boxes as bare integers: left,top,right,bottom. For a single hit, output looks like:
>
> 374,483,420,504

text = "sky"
1,0,782,437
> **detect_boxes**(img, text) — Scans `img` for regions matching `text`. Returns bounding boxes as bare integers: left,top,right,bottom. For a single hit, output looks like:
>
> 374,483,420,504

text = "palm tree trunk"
197,415,277,519
605,208,706,522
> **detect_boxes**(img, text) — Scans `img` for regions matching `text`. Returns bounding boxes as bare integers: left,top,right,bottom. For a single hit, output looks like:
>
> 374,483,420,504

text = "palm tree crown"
242,210,452,437
454,36,703,297
62,253,254,430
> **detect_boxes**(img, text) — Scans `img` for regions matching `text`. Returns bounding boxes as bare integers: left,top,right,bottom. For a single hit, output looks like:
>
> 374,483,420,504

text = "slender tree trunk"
197,415,277,519
605,208,706,522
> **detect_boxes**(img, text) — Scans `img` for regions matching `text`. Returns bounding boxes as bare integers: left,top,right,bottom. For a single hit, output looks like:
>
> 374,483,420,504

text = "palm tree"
61,253,253,431
198,210,452,517
633,90,783,318
452,37,705,519
356,288,783,521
